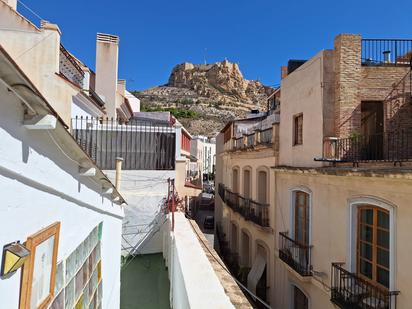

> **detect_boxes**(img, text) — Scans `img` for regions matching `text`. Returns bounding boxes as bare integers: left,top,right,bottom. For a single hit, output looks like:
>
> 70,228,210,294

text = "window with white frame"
349,198,396,292
357,206,390,289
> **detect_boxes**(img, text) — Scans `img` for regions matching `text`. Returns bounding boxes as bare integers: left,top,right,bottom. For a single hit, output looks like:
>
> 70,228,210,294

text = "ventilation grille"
97,33,119,44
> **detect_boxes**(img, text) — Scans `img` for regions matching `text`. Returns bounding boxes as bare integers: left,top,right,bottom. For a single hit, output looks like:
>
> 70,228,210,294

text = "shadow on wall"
336,70,412,162
0,87,110,210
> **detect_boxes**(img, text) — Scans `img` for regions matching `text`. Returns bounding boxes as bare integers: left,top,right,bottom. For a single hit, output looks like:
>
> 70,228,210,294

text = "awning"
247,246,267,294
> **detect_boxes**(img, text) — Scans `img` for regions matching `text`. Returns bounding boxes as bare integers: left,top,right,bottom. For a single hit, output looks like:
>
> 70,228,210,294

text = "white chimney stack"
95,33,119,119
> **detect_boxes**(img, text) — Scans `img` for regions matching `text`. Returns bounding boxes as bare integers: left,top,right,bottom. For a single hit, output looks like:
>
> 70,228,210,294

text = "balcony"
234,137,243,150
71,117,176,170
331,263,399,309
362,39,412,66
218,184,270,228
259,128,273,145
318,131,412,166
278,232,312,276
230,127,276,152
246,133,255,148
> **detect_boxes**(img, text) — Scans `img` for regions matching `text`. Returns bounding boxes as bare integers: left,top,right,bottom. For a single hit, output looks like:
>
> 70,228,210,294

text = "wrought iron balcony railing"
230,127,275,152
218,184,270,228
259,128,273,145
246,133,255,148
218,183,225,201
318,131,412,166
362,39,412,66
278,232,312,276
248,200,270,227
71,116,176,170
234,137,243,150
331,263,399,309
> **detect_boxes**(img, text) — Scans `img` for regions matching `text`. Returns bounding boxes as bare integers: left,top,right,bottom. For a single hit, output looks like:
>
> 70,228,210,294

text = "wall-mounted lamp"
1,242,30,277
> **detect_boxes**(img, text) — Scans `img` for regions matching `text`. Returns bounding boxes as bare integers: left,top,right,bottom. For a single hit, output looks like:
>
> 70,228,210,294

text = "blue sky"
20,0,411,90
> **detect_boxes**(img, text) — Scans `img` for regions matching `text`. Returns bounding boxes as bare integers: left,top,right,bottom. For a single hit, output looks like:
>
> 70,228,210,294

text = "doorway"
361,101,384,160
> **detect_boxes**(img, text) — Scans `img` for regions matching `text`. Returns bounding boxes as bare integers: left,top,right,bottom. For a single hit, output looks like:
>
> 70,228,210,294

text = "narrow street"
193,193,215,247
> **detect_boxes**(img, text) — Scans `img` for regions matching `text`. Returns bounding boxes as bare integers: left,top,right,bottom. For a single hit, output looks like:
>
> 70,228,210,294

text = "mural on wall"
50,223,103,309
19,222,60,309
30,235,55,308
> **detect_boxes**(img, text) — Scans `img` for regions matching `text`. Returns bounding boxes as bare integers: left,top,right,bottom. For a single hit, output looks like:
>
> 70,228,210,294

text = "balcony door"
294,191,309,246
243,169,251,199
232,168,239,193
361,101,384,160
293,286,308,309
231,223,238,254
357,206,390,289
241,231,250,267
257,171,268,204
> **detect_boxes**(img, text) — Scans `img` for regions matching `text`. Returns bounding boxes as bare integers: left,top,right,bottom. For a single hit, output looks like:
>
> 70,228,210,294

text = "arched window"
293,286,308,309
231,222,238,253
349,197,396,292
294,191,310,245
232,168,239,193
241,230,250,267
257,170,268,204
357,206,390,288
243,169,251,199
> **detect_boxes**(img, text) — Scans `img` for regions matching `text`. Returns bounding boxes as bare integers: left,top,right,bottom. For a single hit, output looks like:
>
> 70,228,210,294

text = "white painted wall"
104,170,176,256
0,84,123,308
279,50,334,167
163,213,235,309
71,93,105,119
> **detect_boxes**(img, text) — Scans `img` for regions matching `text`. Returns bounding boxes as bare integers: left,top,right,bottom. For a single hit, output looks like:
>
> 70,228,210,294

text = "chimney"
95,33,119,119
5,0,17,10
280,66,288,79
117,79,126,97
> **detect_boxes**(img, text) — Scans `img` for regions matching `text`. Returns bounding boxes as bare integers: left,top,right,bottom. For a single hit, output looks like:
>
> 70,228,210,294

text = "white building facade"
0,44,124,309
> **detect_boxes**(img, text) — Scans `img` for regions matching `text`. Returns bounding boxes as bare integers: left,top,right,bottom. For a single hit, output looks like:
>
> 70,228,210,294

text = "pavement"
194,194,215,247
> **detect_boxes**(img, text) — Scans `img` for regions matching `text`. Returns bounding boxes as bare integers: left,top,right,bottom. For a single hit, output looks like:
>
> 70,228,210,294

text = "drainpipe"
115,157,123,191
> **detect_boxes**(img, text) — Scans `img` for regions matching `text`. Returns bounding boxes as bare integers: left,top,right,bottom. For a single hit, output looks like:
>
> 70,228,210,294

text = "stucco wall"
279,50,334,167
0,10,77,125
0,83,123,308
274,169,412,309
217,147,277,306
163,213,235,309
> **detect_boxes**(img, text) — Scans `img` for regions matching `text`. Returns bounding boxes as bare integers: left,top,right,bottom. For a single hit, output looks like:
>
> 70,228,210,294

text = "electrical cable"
15,32,54,60
17,0,44,21
47,130,80,166
0,78,37,114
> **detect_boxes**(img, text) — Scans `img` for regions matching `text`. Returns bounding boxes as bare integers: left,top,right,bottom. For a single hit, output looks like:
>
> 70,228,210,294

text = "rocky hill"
134,60,274,137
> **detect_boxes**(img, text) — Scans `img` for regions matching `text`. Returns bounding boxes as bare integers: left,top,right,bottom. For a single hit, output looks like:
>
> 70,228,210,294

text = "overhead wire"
17,0,44,21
